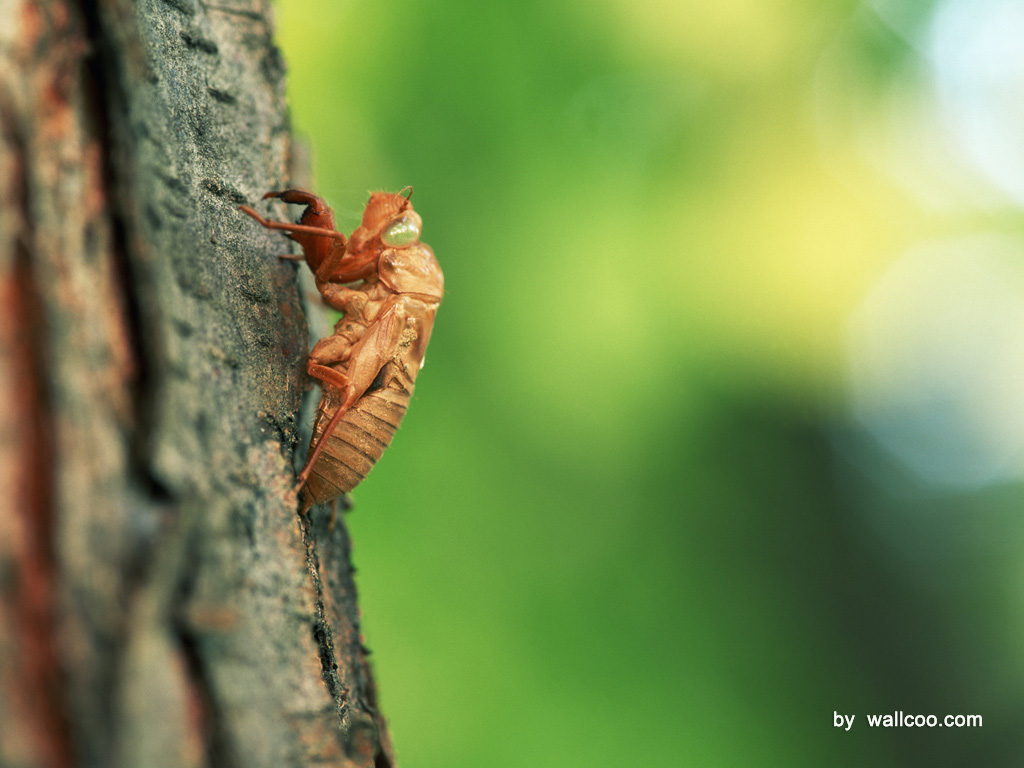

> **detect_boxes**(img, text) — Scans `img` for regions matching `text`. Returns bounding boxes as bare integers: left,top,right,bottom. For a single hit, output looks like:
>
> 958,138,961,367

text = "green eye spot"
381,215,420,247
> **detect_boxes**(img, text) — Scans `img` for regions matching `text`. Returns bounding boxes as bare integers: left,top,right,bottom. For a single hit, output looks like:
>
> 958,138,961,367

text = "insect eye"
381,215,420,247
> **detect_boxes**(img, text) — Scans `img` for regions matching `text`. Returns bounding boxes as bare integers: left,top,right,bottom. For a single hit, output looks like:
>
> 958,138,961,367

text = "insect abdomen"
299,378,412,512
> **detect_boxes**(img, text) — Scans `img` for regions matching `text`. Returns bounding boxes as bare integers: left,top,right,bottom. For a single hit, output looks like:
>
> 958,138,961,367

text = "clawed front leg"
240,189,348,275
238,204,346,242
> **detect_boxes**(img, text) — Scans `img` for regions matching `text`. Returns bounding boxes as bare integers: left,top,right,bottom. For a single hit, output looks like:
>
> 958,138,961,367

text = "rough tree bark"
0,1,394,766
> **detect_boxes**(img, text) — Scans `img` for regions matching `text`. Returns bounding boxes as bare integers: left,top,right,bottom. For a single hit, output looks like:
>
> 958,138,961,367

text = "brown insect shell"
298,199,443,510
374,244,444,378
349,193,416,252
378,244,444,300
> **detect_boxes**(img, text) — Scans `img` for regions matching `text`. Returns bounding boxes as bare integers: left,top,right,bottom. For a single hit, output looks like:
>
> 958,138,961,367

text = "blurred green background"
274,0,1024,764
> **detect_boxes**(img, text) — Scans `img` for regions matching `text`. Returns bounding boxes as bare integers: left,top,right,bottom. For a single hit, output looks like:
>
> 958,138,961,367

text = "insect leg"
314,247,377,284
238,205,346,241
294,309,408,495
263,189,331,209
295,333,361,491
318,284,368,314
296,364,361,491
308,361,354,391
264,190,348,273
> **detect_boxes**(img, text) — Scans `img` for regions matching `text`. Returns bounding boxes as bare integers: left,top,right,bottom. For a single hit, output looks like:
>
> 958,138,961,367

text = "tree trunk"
0,1,394,766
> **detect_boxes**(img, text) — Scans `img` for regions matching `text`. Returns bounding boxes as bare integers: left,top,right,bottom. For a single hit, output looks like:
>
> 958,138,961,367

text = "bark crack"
300,515,350,722
76,0,169,496
3,127,72,768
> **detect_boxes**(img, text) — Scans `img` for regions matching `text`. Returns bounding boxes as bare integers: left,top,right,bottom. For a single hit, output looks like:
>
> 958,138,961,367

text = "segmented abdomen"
299,376,412,512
